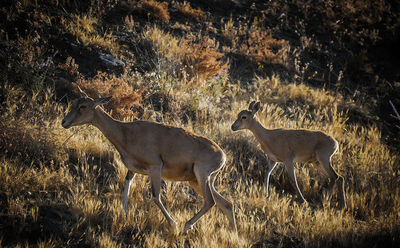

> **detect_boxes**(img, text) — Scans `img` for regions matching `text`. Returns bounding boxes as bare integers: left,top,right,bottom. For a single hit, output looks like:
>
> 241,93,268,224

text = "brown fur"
232,101,346,209
62,88,236,234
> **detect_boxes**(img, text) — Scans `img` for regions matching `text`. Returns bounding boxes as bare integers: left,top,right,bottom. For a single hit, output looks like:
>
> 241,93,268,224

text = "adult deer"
231,101,346,209
62,87,236,234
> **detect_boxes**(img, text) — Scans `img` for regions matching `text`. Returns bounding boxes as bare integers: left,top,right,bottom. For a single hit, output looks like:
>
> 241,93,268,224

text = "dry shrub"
124,15,137,33
239,29,289,65
221,15,239,46
76,72,143,119
60,14,120,55
219,15,290,66
142,26,185,73
0,32,46,87
183,36,230,80
138,0,170,22
58,56,79,76
13,34,44,68
174,1,205,21
143,27,229,80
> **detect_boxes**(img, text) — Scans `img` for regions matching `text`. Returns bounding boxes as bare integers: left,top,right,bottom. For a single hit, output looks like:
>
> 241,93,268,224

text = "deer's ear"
254,102,261,112
251,102,261,117
248,101,256,111
74,84,88,98
94,96,111,106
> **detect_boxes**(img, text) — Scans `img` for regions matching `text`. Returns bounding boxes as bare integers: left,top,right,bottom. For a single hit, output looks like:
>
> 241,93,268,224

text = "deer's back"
121,121,225,167
263,129,338,162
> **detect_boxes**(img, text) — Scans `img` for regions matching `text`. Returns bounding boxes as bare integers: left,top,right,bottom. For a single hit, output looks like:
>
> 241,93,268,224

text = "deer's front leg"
123,170,136,212
264,161,278,198
148,165,178,231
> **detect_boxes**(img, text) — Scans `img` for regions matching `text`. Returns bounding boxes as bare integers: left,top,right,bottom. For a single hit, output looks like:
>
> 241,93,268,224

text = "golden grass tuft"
60,14,120,55
254,75,340,117
0,87,65,164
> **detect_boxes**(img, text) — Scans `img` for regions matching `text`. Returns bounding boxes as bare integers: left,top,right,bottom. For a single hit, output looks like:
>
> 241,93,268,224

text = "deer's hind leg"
209,172,236,232
188,171,236,233
283,159,307,203
316,153,347,209
184,163,215,234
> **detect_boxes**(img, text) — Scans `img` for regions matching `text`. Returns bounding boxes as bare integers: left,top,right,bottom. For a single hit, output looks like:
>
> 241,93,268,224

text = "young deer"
231,101,346,209
62,87,236,234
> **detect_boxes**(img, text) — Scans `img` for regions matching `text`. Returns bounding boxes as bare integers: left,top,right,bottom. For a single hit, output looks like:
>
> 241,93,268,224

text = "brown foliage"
174,1,205,21
142,27,229,80
58,57,79,76
138,0,170,22
76,72,143,119
183,36,230,79
238,29,288,65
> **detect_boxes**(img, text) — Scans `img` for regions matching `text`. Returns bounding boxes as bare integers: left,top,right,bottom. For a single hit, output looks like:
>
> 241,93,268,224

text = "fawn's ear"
249,101,261,117
253,102,261,113
248,101,256,111
254,102,261,112
94,96,112,106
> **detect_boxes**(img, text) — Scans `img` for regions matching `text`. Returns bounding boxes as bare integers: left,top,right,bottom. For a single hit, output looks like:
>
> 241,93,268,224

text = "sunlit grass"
61,14,120,55
1,64,399,248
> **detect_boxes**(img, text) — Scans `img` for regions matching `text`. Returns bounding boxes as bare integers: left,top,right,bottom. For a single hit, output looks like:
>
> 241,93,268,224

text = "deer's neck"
92,107,126,153
249,119,271,147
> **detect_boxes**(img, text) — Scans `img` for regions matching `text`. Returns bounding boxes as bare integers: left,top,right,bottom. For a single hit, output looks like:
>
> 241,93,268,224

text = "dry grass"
0,0,399,247
1,79,399,247
75,72,144,119
142,26,229,82
61,14,120,55
173,1,206,21
238,29,289,65
138,0,170,22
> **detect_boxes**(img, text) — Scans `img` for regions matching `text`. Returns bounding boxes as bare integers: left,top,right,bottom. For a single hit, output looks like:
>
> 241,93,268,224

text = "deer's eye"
79,105,87,110
241,116,247,120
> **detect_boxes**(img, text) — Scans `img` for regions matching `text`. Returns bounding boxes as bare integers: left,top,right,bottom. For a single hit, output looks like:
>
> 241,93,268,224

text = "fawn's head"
231,101,261,131
62,87,111,129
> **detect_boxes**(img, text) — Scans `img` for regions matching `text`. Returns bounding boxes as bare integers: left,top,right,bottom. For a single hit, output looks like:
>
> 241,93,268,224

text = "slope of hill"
0,0,399,247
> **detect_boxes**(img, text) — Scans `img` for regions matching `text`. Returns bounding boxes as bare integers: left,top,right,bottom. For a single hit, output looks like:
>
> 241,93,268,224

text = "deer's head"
62,87,111,129
231,101,261,131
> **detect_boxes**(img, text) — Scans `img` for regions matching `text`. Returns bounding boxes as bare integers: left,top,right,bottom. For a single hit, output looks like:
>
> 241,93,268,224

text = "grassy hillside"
1,0,399,247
